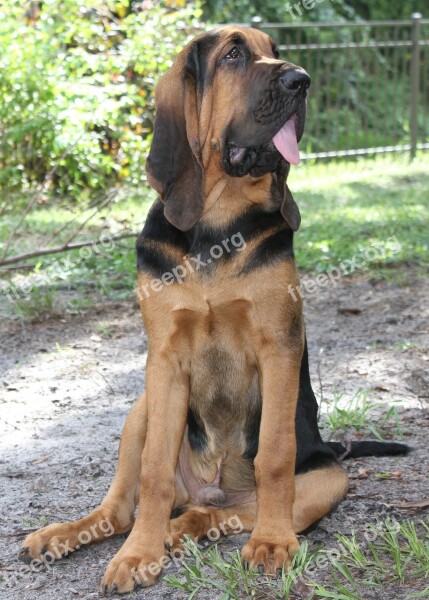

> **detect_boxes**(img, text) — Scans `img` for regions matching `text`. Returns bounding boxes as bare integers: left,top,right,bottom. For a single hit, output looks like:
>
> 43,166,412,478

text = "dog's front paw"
19,522,82,565
19,508,122,566
101,546,169,594
241,532,300,575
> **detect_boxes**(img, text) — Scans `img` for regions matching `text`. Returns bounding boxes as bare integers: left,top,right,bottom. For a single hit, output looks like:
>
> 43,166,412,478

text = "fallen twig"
0,231,138,267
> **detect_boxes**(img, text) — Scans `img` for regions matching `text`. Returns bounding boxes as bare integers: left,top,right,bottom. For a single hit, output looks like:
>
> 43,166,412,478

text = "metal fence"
251,15,429,160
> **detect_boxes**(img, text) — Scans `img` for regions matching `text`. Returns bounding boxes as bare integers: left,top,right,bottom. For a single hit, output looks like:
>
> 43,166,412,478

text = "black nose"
279,69,311,94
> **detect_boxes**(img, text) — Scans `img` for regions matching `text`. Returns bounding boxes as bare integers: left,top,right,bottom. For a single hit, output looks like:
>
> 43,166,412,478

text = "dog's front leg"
242,344,303,575
101,355,189,594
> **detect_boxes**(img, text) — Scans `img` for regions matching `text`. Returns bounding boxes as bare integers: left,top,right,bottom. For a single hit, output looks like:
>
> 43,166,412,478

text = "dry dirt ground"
0,272,428,599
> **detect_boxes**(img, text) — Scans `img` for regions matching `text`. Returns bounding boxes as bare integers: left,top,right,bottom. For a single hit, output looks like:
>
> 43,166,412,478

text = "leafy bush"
203,0,429,24
0,0,203,200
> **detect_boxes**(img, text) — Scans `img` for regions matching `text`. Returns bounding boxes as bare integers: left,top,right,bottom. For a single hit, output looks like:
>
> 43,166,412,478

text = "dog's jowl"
19,26,408,594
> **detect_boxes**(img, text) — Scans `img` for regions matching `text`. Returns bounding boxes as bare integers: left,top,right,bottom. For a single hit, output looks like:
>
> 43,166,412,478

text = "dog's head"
146,26,310,231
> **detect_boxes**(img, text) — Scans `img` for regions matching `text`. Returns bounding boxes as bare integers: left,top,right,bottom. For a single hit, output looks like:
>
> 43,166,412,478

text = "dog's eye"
225,46,241,61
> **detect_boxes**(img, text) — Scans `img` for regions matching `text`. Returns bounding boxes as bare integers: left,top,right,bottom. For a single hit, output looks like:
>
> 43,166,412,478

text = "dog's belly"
189,344,260,452
177,337,261,505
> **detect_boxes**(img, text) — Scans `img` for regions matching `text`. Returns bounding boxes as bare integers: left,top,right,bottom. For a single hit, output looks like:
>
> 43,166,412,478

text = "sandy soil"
0,272,428,599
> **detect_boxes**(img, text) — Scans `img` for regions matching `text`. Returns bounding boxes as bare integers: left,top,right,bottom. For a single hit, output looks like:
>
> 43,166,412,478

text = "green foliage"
203,0,428,24
341,0,428,21
0,0,202,200
202,0,343,23
293,157,429,277
319,389,402,440
203,0,286,24
12,285,58,321
164,520,429,599
1,0,427,204
164,536,318,598
312,518,429,598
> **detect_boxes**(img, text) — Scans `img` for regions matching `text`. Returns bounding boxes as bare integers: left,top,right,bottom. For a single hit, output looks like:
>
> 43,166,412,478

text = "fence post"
250,16,262,29
410,13,422,160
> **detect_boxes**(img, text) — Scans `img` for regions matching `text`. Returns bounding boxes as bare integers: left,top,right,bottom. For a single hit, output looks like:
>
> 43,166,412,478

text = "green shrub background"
0,0,427,205
0,0,202,200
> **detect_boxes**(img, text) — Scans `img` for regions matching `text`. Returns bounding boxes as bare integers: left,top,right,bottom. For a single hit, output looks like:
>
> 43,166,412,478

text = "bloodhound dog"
19,25,408,594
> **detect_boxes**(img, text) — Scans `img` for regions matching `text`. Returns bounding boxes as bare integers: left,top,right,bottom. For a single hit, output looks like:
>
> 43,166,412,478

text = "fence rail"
250,15,429,160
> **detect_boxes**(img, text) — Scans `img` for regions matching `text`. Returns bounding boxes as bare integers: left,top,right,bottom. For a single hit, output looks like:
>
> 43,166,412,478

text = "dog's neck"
201,170,275,228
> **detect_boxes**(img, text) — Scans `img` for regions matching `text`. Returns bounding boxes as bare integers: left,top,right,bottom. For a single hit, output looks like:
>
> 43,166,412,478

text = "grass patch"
292,155,429,278
11,286,59,321
165,518,429,599
21,516,49,528
313,518,429,599
164,536,317,599
319,388,403,441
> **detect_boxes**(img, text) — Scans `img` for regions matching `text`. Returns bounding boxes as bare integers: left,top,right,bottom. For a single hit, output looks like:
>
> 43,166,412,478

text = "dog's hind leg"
292,462,349,534
19,392,148,564
170,501,257,549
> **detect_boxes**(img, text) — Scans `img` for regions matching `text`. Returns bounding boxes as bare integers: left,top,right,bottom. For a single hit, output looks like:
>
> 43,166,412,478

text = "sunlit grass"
290,155,428,275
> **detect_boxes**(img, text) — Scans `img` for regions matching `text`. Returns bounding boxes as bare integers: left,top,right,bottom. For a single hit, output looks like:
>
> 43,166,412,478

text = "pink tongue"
273,115,300,165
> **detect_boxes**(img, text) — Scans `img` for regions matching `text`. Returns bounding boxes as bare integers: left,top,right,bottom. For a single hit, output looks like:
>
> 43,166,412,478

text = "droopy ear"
146,43,203,231
274,161,301,231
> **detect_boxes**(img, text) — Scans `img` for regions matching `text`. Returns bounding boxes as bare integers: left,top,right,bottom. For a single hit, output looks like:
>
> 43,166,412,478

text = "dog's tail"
326,440,411,460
